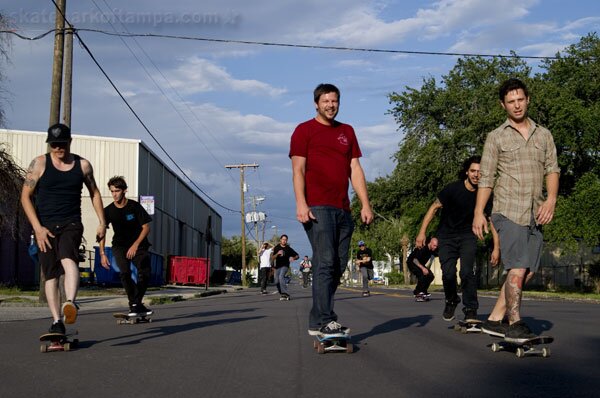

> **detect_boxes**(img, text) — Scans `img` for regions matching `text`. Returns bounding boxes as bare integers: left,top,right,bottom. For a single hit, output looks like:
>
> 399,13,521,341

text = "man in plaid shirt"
473,78,560,343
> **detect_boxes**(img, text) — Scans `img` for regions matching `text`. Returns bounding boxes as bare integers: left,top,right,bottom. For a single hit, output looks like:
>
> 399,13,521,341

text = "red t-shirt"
289,118,362,211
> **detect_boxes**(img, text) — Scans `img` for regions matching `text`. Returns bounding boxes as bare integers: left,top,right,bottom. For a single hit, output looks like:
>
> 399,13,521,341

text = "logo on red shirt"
337,133,349,146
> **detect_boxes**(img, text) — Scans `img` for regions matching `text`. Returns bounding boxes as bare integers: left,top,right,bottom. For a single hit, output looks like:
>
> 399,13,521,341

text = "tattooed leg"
505,269,526,324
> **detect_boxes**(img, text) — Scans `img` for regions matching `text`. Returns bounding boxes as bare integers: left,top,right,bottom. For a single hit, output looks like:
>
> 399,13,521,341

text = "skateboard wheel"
491,343,501,352
63,342,71,351
453,324,461,331
346,343,353,353
41,344,48,353
460,327,468,334
516,347,525,358
542,347,551,358
148,318,153,323
317,343,325,354
313,340,318,349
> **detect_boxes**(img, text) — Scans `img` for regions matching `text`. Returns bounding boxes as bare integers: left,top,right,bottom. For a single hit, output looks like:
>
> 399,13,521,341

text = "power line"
47,0,238,213
2,27,566,60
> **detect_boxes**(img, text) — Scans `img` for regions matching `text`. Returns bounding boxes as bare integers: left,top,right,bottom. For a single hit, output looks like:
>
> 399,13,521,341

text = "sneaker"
136,303,153,316
261,290,268,295
423,292,432,298
463,309,478,322
442,297,461,321
481,319,509,338
62,300,79,324
504,320,537,343
128,304,140,317
279,294,291,301
319,321,349,337
362,291,370,297
415,294,425,302
49,320,66,334
308,328,321,336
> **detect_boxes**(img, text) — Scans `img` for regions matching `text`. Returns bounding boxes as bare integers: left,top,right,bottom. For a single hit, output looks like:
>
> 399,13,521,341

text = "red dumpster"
168,256,209,285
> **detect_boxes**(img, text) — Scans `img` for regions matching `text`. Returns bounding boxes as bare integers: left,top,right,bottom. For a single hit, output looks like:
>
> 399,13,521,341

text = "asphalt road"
1,283,598,398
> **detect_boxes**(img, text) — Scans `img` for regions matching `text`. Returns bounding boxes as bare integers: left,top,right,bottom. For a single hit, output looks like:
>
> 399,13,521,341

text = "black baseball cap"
46,123,72,143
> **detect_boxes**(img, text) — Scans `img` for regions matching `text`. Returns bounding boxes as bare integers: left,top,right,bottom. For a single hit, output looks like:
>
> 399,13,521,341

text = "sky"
2,0,599,263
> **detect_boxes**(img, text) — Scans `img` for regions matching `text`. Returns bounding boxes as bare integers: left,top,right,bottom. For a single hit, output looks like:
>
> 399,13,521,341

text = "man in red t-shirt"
290,83,373,337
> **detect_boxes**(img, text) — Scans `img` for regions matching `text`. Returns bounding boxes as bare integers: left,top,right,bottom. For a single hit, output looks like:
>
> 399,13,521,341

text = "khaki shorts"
38,222,84,280
491,213,543,272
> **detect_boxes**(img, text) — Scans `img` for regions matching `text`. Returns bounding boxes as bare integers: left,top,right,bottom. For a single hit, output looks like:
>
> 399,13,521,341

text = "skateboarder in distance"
99,176,153,317
407,237,438,301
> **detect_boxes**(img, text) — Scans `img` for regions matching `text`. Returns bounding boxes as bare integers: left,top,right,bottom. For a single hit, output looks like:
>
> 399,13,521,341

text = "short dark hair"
107,176,128,190
459,155,481,179
313,83,340,103
280,234,288,240
499,78,529,102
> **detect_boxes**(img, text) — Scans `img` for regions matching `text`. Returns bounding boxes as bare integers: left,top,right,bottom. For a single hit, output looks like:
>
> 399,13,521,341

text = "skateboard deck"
113,312,152,325
313,333,353,354
491,336,554,358
39,332,79,353
454,319,482,334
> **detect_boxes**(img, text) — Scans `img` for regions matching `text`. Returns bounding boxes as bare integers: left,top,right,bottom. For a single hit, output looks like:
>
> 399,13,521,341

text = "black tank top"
35,153,84,225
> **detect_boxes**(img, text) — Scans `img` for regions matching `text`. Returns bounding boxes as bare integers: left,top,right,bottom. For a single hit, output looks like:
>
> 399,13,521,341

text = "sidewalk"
0,285,241,322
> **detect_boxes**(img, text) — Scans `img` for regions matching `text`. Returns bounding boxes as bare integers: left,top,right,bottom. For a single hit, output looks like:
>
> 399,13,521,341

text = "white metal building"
0,128,222,271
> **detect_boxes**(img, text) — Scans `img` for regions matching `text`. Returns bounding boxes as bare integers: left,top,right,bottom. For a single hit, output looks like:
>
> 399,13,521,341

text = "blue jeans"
303,206,354,330
275,266,289,295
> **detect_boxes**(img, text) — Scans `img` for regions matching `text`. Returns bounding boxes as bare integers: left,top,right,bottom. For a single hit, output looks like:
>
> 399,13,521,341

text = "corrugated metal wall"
1,129,222,279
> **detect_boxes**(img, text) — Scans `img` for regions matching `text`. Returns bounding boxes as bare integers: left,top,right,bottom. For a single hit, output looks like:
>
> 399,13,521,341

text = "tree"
221,236,257,271
0,145,25,238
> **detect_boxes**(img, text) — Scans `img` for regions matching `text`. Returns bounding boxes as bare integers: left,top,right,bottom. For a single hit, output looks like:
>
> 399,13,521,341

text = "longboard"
313,333,353,354
454,319,482,334
491,336,554,358
39,332,79,353
113,312,152,325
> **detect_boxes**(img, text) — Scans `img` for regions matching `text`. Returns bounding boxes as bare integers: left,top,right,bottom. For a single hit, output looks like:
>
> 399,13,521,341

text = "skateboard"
313,333,353,354
113,312,152,325
454,319,482,334
39,332,79,353
491,336,554,358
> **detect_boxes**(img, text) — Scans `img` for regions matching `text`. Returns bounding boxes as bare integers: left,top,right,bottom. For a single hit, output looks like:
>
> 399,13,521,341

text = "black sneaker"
415,293,425,302
128,304,140,317
505,320,536,343
261,290,268,295
442,297,461,321
362,291,370,297
136,303,153,316
49,320,66,335
279,294,291,301
481,319,509,338
319,321,350,337
463,308,478,322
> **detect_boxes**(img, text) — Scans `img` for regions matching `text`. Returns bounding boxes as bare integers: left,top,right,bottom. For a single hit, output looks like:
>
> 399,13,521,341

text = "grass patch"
149,295,185,305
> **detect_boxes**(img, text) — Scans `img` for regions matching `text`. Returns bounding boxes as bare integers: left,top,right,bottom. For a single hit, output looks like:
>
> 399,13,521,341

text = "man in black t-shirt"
407,237,438,301
270,234,299,300
355,241,374,297
99,176,153,316
416,156,496,322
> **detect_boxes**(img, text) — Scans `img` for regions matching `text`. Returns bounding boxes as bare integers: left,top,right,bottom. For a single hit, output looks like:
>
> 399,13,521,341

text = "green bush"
385,270,404,285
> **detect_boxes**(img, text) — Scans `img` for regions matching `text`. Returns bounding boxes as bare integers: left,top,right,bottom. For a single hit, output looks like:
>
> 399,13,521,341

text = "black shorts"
39,222,84,280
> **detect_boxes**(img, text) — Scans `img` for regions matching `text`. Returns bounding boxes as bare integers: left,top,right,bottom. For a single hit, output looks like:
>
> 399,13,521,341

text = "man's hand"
35,227,55,252
296,203,316,224
361,206,374,225
96,224,107,243
100,253,111,270
126,243,139,260
536,198,556,225
472,212,488,240
490,247,500,267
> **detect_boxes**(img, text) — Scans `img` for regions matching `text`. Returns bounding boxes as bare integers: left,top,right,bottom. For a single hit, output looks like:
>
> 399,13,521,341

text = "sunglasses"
49,142,68,148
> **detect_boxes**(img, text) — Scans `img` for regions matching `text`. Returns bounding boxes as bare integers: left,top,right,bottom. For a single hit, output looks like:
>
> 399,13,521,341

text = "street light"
271,225,278,240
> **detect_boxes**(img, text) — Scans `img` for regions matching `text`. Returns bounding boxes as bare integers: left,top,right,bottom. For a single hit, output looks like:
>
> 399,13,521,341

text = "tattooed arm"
20,155,55,252
81,158,107,242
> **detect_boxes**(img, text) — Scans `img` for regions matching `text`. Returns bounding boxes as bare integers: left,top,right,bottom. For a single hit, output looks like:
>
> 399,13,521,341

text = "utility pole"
62,22,74,126
49,0,66,126
225,163,259,287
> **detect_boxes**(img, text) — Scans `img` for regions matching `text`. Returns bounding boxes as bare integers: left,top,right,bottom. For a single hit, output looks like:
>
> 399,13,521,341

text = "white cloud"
169,56,287,97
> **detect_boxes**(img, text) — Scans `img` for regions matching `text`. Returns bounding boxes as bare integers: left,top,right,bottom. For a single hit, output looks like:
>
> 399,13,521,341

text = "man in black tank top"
21,123,107,334
415,156,499,323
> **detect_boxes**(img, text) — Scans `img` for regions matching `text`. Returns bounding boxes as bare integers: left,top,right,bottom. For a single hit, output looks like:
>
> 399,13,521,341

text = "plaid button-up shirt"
479,118,560,226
